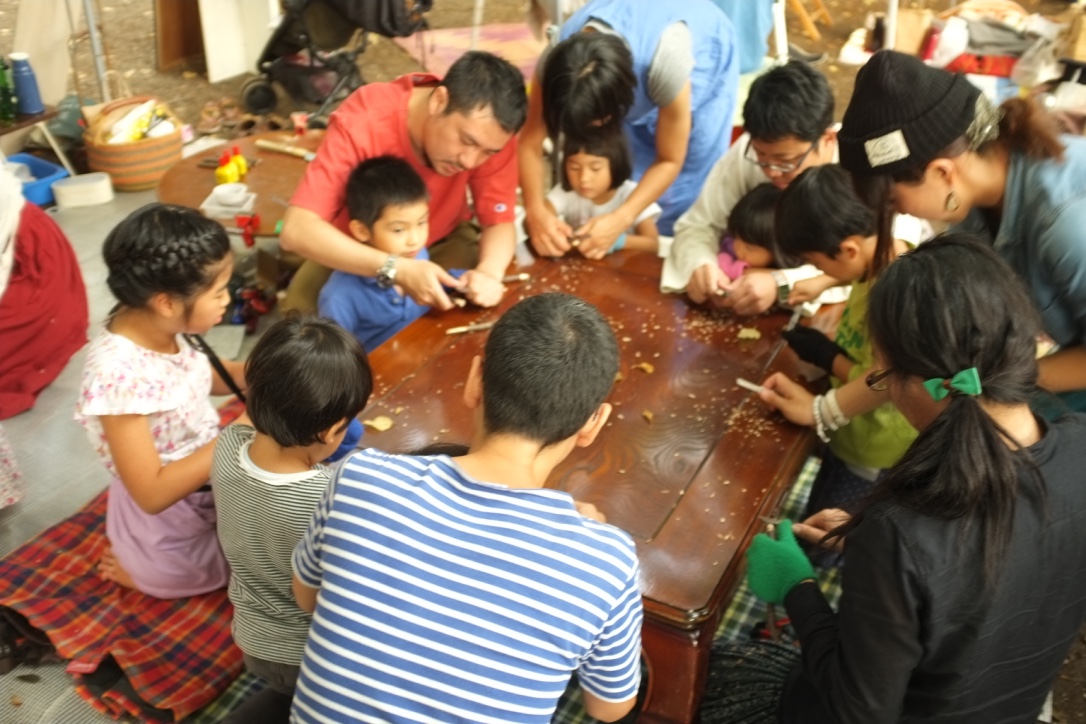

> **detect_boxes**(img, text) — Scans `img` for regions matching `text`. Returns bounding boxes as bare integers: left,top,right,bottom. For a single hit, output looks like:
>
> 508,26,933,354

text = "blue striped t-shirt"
291,449,643,723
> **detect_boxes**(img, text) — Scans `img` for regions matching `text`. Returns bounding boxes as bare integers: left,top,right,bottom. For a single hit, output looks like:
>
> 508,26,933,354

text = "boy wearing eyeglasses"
664,61,842,313
755,164,919,554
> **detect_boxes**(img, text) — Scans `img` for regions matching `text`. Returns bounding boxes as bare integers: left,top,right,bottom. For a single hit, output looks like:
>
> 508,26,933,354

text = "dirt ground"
2,0,1084,720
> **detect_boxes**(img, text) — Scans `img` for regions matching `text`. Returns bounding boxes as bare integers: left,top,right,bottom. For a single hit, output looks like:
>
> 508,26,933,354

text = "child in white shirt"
545,132,660,259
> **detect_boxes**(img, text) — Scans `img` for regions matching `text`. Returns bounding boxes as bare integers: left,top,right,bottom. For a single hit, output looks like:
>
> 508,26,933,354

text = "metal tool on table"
759,514,786,642
762,306,804,372
254,138,316,162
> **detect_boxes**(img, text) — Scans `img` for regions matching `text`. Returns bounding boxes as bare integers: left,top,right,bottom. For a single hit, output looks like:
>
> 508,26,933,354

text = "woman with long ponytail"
729,234,1086,723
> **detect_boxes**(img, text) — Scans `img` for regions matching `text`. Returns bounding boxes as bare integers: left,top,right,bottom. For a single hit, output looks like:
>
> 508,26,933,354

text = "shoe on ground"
789,42,827,64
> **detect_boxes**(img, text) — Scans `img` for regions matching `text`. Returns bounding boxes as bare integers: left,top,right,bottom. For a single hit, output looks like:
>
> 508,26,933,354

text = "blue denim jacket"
955,135,1086,348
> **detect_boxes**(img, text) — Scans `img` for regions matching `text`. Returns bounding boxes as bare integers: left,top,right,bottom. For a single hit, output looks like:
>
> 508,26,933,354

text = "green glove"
746,520,816,605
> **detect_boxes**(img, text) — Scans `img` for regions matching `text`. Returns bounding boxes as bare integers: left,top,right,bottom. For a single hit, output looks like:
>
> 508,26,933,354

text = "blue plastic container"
9,152,69,206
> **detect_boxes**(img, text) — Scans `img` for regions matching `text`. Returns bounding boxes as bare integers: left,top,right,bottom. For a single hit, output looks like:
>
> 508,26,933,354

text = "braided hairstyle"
103,203,231,311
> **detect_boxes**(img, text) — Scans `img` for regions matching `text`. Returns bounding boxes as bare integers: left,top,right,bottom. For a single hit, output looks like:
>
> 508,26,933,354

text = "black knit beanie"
839,50,980,177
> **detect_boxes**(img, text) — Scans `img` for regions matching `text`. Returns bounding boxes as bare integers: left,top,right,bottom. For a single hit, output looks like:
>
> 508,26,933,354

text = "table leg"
36,121,76,176
638,617,718,724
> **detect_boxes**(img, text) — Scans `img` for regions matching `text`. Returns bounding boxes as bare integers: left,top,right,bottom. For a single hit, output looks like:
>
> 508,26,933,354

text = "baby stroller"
240,0,432,124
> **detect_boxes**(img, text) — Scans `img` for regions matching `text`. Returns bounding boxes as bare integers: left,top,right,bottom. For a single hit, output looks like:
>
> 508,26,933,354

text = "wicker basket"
84,96,183,192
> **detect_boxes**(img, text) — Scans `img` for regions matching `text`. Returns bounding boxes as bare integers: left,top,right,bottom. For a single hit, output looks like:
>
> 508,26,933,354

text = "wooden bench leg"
788,0,821,42
812,0,833,26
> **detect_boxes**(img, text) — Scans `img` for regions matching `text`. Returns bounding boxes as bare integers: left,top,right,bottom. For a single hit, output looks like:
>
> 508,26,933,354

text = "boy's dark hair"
560,130,633,192
775,164,876,260
482,293,618,446
246,315,373,448
104,203,231,309
440,51,528,133
834,233,1043,588
728,183,781,253
346,155,429,230
542,32,635,140
743,61,834,144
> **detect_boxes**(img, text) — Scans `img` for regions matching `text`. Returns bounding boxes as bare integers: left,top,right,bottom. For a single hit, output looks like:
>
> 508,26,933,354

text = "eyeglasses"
743,140,818,175
865,368,894,392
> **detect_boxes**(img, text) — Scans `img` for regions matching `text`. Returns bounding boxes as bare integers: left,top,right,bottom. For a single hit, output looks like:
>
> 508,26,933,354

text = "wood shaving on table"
362,416,393,432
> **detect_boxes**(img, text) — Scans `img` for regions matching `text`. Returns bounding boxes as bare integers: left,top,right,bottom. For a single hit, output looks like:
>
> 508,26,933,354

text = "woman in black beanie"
837,50,1086,412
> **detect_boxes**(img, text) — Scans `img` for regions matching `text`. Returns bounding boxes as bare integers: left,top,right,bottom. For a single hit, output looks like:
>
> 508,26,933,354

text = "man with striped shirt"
292,293,643,723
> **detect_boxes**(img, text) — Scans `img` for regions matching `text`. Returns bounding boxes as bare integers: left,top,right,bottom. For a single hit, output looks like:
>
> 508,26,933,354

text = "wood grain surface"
360,252,831,722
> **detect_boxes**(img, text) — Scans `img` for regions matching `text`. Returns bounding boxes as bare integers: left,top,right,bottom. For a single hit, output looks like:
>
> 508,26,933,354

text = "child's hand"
788,278,820,305
688,263,730,305
721,270,777,315
787,274,839,306
575,501,607,523
397,257,462,310
459,270,507,308
792,508,851,553
527,206,574,257
573,211,629,259
757,372,815,426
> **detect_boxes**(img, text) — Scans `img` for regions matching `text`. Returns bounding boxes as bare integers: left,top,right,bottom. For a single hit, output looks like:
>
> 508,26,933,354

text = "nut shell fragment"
362,415,394,432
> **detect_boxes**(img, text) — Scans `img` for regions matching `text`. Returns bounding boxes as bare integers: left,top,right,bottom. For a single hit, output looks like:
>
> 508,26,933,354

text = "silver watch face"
376,258,397,289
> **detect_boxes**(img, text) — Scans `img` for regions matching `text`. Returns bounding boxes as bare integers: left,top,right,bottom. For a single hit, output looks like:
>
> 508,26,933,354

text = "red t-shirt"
290,73,518,244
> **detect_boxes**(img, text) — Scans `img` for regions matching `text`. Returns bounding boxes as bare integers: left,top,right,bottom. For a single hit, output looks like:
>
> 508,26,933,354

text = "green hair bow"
923,367,982,401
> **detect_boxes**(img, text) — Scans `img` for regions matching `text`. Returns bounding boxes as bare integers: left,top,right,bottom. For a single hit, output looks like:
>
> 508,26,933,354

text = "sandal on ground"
264,113,290,132
197,100,222,135
220,97,243,129
232,113,262,138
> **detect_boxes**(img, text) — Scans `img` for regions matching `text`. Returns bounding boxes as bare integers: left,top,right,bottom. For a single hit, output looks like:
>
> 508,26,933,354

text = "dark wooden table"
360,251,821,723
156,129,324,237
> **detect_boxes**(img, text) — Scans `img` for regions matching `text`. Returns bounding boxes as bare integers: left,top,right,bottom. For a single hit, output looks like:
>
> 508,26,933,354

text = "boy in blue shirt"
318,155,461,351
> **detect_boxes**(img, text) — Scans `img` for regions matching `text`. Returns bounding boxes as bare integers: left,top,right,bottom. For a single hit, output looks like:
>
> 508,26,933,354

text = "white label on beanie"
865,130,910,168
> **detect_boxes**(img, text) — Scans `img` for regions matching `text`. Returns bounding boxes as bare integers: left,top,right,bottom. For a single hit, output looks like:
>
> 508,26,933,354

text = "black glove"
783,326,849,374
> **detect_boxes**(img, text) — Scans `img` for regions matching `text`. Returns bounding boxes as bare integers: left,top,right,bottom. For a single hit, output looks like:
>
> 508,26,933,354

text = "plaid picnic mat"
0,491,244,722
0,401,249,722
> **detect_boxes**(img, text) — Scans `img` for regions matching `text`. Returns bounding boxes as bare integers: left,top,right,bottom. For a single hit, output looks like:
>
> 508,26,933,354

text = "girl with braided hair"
74,203,246,598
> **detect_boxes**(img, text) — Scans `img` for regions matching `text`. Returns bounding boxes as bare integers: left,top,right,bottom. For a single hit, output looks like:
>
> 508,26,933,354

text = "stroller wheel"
240,77,278,115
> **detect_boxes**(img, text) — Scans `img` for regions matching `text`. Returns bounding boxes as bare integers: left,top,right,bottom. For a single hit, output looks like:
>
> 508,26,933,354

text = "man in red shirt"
281,51,527,312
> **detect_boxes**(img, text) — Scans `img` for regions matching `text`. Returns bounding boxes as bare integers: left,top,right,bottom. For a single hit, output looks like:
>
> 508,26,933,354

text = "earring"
945,189,961,213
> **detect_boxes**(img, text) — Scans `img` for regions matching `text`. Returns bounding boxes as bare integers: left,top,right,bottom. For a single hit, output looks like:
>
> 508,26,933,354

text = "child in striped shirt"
211,316,372,722
291,293,644,723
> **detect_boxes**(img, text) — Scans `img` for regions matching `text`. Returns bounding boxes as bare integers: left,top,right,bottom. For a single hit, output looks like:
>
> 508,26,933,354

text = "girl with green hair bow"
708,233,1086,723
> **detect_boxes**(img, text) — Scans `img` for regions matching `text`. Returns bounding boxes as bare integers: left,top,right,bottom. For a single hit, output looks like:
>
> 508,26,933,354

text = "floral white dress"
0,424,22,509
75,329,228,598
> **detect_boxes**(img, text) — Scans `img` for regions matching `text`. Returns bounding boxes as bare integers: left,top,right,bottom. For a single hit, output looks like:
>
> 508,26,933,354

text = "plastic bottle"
0,58,15,124
231,145,248,178
214,151,239,184
8,52,44,115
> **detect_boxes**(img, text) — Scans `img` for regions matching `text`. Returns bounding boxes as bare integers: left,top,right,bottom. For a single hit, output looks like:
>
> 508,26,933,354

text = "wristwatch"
770,270,791,305
376,254,398,289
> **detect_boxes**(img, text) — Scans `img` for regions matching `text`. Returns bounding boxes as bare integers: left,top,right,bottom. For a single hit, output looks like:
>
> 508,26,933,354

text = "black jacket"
780,414,1086,724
